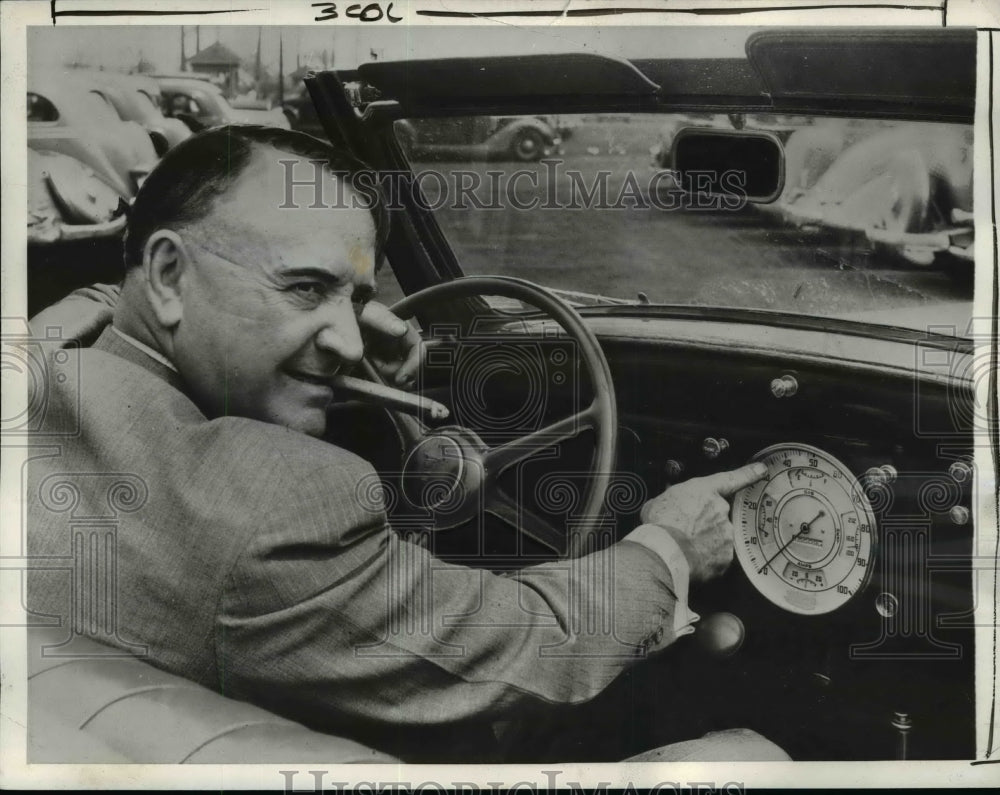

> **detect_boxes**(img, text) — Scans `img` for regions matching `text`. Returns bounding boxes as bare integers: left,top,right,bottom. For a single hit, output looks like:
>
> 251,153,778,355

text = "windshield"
394,112,974,333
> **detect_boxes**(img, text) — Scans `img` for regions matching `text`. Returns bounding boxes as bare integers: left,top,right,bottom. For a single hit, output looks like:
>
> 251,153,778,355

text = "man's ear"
142,230,188,328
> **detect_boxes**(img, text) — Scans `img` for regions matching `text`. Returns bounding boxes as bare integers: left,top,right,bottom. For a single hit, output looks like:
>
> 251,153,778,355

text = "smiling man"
27,126,784,763
111,126,401,435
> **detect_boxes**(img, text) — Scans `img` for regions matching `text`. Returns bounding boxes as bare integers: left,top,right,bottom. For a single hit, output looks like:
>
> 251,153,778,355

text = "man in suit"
28,126,782,761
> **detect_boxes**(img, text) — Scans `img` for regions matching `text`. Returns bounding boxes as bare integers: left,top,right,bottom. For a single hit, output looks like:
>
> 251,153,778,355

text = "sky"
28,24,754,76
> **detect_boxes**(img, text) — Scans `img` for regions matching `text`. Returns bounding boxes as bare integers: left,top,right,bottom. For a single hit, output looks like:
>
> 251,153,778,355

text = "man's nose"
314,302,365,364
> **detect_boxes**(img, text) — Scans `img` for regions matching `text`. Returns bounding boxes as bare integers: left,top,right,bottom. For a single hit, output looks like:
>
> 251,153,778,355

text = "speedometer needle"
757,510,825,573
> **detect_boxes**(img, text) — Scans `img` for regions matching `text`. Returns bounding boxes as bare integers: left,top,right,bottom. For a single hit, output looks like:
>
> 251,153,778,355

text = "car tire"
511,129,545,162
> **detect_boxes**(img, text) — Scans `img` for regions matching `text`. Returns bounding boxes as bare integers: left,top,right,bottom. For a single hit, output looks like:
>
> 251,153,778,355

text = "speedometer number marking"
732,444,877,615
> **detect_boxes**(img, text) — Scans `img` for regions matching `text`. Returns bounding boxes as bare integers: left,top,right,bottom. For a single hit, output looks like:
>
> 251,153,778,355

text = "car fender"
158,118,192,149
28,149,126,244
28,130,132,198
780,125,849,202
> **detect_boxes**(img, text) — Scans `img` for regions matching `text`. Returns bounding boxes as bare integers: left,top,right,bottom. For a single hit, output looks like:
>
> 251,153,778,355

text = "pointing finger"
707,462,769,497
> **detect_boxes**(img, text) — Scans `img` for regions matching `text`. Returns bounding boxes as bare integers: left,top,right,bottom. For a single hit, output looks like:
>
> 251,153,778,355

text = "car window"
395,113,974,332
169,93,200,115
27,92,58,122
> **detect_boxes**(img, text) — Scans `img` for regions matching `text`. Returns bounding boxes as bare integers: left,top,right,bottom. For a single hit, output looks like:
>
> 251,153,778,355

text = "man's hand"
28,284,120,345
640,462,769,584
359,301,424,388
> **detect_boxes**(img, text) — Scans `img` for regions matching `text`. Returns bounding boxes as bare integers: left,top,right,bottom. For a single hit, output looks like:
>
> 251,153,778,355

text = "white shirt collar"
110,326,178,373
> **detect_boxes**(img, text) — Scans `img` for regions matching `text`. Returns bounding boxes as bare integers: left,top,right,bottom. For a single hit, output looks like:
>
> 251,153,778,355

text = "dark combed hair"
123,124,390,269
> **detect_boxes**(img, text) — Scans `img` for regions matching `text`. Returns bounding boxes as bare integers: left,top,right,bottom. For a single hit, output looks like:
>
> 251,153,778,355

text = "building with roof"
187,41,241,97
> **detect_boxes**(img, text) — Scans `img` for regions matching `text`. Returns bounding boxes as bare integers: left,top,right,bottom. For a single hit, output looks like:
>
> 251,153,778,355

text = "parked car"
82,70,191,153
27,27,990,771
157,76,289,131
778,122,974,277
28,69,159,197
229,95,292,129
27,149,127,315
395,115,561,161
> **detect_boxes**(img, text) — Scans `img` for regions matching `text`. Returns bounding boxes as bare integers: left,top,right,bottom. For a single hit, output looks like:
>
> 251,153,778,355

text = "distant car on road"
395,115,561,162
157,76,289,131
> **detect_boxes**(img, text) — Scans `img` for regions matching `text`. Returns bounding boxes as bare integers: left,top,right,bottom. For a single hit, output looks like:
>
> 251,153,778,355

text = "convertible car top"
353,29,975,120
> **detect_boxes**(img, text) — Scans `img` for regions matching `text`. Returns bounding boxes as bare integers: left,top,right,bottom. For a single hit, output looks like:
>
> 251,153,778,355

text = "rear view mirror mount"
671,128,785,205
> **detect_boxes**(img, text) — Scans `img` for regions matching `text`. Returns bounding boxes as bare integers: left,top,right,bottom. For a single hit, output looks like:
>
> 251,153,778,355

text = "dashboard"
597,322,977,761
329,313,978,761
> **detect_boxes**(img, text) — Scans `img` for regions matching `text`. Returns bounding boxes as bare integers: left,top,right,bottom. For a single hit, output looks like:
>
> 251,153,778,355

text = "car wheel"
511,129,545,162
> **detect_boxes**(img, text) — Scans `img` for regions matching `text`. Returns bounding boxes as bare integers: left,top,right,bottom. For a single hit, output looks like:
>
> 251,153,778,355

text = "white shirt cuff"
623,523,700,637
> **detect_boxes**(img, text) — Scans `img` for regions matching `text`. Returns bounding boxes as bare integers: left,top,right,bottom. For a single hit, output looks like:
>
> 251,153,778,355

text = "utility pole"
278,32,284,106
195,25,201,53
254,26,262,86
180,26,186,71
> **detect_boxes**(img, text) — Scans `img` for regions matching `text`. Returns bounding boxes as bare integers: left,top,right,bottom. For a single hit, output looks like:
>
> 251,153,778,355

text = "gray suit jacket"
27,328,683,759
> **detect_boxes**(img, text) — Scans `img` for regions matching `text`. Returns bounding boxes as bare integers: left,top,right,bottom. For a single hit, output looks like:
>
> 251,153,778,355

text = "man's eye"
289,282,326,300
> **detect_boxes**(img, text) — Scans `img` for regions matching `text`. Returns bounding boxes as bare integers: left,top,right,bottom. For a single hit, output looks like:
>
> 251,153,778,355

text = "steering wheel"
381,276,618,559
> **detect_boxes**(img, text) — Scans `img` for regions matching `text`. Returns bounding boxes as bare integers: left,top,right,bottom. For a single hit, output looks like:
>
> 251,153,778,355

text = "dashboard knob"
694,612,745,657
948,460,974,484
770,374,799,398
702,437,729,459
950,506,970,525
864,466,896,487
875,592,899,618
665,459,685,479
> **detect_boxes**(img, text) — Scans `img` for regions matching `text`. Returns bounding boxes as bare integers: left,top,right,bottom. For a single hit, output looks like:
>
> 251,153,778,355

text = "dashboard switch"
770,374,799,398
948,460,974,484
702,437,729,459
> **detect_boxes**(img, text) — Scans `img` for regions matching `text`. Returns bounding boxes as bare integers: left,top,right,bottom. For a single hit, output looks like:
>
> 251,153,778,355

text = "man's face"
170,149,378,436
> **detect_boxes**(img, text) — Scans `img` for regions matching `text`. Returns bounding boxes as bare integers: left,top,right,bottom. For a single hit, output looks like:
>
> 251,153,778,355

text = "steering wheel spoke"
486,487,569,555
388,276,617,558
483,402,597,476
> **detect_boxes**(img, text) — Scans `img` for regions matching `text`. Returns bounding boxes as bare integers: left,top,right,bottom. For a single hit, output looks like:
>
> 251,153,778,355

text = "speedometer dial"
732,443,877,615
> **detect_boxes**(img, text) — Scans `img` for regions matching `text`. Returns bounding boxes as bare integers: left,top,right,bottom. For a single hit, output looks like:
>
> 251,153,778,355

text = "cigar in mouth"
330,375,450,421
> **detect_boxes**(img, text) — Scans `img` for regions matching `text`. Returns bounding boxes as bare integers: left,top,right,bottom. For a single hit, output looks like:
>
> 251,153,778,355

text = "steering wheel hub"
401,428,489,525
